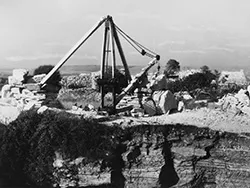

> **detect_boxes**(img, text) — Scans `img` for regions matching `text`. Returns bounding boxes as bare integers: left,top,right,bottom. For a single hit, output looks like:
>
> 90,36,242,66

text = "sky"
1,0,250,70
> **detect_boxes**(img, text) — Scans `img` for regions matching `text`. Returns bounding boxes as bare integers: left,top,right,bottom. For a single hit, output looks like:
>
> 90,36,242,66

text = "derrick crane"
40,15,160,114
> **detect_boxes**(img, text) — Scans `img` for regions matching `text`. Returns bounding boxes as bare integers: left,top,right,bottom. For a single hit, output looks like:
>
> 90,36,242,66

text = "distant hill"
2,64,250,78
60,65,101,75
59,65,145,76
0,65,146,77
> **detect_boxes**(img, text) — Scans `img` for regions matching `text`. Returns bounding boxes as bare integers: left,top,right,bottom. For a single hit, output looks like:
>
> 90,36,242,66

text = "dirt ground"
104,107,250,134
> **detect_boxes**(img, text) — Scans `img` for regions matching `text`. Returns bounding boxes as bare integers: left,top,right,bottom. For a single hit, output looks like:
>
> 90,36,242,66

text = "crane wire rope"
114,24,157,55
114,24,158,59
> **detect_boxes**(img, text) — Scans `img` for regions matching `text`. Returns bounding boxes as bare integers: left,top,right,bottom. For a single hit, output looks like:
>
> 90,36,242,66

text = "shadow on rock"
158,140,179,188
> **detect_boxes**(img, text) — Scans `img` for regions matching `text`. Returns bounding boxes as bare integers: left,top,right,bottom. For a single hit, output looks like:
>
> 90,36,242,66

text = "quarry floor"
104,107,250,134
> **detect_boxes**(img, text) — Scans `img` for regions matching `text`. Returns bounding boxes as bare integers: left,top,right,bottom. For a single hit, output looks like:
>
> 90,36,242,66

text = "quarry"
1,15,250,188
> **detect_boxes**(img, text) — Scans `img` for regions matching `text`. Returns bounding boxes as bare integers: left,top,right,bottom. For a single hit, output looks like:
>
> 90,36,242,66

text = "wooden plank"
110,18,132,82
100,21,109,108
40,16,107,87
109,17,117,112
115,58,158,105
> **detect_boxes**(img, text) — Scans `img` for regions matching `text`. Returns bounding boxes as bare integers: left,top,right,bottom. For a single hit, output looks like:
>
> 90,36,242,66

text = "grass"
0,109,123,187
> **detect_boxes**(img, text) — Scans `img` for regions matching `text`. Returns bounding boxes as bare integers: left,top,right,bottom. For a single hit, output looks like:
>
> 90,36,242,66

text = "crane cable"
116,28,154,59
114,24,158,59
115,24,157,55
115,25,155,58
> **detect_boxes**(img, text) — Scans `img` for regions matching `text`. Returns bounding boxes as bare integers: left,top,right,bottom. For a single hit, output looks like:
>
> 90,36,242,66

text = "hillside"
0,65,145,77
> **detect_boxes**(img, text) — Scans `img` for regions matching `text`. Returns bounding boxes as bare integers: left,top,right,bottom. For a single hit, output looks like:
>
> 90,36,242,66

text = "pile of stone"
0,69,46,124
60,73,92,89
149,74,168,91
178,69,201,79
117,90,178,117
217,87,250,115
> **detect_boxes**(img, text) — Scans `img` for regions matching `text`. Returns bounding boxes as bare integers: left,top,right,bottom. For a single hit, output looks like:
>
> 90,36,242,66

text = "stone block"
150,74,167,91
1,84,12,98
8,76,22,85
12,69,29,83
153,90,177,114
235,92,250,107
22,88,34,97
91,71,100,90
32,74,46,83
142,98,157,116
159,90,177,114
11,87,21,95
23,83,41,91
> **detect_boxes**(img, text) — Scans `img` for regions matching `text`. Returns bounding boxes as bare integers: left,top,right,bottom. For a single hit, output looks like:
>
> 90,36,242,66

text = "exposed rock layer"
59,124,250,188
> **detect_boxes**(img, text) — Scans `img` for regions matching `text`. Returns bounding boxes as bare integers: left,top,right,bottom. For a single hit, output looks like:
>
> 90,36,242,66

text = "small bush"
34,65,61,87
97,67,128,94
0,110,123,186
166,71,217,93
217,83,243,98
164,59,180,77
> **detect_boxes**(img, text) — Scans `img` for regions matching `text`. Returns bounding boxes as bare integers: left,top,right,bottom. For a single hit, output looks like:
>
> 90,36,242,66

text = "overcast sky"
1,0,250,69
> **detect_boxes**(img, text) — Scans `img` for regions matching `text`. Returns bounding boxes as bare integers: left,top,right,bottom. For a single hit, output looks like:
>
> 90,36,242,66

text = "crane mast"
39,15,160,114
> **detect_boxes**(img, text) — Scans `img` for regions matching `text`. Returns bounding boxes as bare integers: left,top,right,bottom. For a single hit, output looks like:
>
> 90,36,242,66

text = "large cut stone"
23,83,41,91
235,90,250,107
0,102,21,124
91,71,100,90
32,74,46,83
182,91,193,101
152,90,165,104
159,90,177,114
12,69,29,83
1,84,12,98
153,90,177,114
142,98,157,116
8,76,22,85
150,74,167,91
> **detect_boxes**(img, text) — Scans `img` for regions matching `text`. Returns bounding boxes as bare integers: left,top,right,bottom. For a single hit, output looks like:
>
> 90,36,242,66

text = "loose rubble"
0,69,46,124
217,88,250,115
1,67,250,128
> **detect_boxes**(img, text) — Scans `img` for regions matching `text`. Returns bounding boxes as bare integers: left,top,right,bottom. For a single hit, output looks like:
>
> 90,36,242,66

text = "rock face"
0,69,47,124
55,124,250,188
60,74,92,89
121,125,250,188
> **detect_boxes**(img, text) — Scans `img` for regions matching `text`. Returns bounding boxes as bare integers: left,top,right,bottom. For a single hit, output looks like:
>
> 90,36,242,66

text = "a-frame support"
39,15,159,114
100,16,132,113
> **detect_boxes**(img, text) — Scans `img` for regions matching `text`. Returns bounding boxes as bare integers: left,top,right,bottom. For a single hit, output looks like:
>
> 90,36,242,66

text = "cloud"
226,43,250,48
5,53,98,62
118,10,160,20
166,25,218,32
43,42,71,47
158,40,186,47
169,50,206,54
167,26,182,31
206,46,235,53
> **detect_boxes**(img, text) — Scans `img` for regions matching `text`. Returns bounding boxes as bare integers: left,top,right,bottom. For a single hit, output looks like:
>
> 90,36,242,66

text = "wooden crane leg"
110,19,132,82
100,21,109,108
109,18,117,113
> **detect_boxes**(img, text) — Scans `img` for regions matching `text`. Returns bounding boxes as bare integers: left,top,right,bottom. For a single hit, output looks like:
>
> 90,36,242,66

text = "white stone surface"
1,84,12,98
12,69,28,82
150,74,167,91
158,90,177,114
